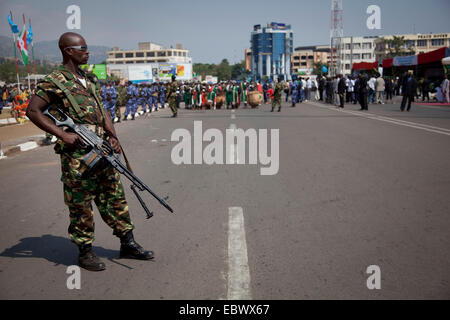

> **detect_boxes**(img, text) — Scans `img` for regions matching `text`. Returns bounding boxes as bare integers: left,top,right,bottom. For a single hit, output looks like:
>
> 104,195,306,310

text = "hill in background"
0,35,109,64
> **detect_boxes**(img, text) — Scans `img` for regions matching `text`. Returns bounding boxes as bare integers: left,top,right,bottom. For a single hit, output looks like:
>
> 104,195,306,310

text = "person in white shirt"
305,78,312,101
368,76,376,104
346,77,354,103
441,75,450,103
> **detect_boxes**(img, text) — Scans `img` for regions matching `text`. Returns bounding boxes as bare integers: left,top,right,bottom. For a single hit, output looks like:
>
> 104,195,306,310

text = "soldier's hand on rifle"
108,136,122,154
61,131,85,148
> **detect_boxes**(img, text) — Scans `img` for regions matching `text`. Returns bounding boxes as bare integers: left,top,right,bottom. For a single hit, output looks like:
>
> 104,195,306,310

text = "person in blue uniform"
290,80,298,107
106,81,118,121
123,81,136,120
159,83,166,108
151,82,159,111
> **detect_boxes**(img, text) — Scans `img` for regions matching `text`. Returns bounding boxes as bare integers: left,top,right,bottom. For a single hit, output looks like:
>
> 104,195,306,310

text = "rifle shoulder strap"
88,82,107,124
120,146,134,172
49,77,83,116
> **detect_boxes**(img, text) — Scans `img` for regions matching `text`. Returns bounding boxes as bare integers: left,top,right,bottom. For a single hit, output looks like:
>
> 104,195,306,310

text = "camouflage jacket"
35,64,107,156
167,82,178,101
274,83,283,98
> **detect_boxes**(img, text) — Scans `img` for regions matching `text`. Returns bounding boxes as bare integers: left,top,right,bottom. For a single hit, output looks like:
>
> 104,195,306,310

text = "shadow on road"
0,234,133,269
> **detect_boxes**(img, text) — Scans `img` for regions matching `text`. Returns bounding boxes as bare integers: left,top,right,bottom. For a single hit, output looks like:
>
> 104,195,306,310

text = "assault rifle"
43,106,174,218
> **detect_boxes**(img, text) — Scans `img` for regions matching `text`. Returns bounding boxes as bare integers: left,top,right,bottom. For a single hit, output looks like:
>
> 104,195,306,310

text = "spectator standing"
376,75,385,104
368,75,376,104
441,75,449,103
400,73,418,112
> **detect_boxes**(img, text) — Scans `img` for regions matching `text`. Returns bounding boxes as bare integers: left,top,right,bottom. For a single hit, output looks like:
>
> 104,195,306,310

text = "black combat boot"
119,231,154,260
78,244,106,271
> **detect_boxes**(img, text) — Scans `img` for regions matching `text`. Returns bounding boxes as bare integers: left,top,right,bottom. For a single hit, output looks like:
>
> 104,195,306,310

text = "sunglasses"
65,46,89,52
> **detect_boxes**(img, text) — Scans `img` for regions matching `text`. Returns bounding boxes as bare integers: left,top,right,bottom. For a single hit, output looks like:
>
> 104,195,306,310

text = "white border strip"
309,102,450,136
228,207,252,300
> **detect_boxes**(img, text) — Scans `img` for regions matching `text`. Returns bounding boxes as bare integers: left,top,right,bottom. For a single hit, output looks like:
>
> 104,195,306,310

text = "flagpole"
23,14,31,91
10,11,21,92
30,17,37,87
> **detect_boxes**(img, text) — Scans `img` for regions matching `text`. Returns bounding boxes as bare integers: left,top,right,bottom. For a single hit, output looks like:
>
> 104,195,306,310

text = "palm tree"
378,36,416,59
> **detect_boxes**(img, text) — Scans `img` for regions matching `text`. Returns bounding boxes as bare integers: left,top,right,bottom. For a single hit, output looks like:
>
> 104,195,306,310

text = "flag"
8,12,19,34
27,20,33,46
17,25,29,66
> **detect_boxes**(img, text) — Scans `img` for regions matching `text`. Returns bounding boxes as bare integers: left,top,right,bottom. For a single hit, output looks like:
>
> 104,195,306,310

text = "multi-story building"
337,36,378,76
374,32,450,61
106,42,192,82
106,42,192,65
291,46,315,73
250,22,293,81
291,45,336,75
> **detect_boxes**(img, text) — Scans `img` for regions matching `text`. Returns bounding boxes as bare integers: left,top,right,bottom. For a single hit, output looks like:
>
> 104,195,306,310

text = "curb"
0,135,52,160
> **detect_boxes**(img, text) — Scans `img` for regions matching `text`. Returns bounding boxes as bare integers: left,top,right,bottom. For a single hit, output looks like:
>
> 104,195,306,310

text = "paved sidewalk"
0,120,47,159
0,106,153,159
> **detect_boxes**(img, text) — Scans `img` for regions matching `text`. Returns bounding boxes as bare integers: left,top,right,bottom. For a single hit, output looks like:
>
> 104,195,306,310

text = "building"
291,45,336,75
291,46,315,73
374,32,450,61
250,22,293,81
106,42,192,65
106,42,193,82
337,36,378,76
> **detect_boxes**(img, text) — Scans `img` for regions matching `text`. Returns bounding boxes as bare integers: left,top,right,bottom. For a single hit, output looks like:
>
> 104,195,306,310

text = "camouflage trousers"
169,97,177,115
272,96,282,108
61,154,134,247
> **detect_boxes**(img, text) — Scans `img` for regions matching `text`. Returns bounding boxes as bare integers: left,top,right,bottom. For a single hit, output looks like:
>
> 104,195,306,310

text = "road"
0,100,449,299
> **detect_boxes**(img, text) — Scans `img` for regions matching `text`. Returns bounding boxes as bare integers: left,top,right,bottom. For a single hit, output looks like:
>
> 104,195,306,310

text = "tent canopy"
442,56,450,66
352,47,450,71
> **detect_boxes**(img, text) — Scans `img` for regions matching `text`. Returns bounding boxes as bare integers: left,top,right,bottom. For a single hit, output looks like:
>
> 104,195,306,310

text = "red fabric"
257,83,262,93
417,47,448,65
352,61,378,71
383,58,393,68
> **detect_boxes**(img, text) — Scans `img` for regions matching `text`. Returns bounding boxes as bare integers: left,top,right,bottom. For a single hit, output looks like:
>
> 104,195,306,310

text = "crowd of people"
1,73,449,121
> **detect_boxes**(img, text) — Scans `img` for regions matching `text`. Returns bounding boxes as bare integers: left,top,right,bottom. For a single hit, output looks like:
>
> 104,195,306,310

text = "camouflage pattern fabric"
35,65,134,246
272,82,283,108
35,65,106,155
167,81,178,115
63,154,134,246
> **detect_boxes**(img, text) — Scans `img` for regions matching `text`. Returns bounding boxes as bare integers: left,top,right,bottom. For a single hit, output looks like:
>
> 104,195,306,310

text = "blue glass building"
251,22,293,81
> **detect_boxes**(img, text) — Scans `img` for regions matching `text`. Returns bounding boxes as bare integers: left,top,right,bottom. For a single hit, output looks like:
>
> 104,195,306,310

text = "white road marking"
231,114,236,120
228,124,239,164
309,102,450,136
151,140,158,143
228,207,252,300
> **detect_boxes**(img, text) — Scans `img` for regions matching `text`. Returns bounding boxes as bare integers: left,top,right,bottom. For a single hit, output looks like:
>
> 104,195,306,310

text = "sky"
1,0,450,64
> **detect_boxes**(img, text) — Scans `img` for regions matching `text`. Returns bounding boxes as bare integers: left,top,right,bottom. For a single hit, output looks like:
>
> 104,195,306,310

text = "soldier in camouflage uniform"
26,32,154,272
167,75,178,117
271,80,283,112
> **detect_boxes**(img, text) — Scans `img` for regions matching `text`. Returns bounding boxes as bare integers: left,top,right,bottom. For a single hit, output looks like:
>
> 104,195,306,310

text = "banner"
158,63,177,79
81,64,107,80
177,64,185,77
393,55,418,67
127,65,154,82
